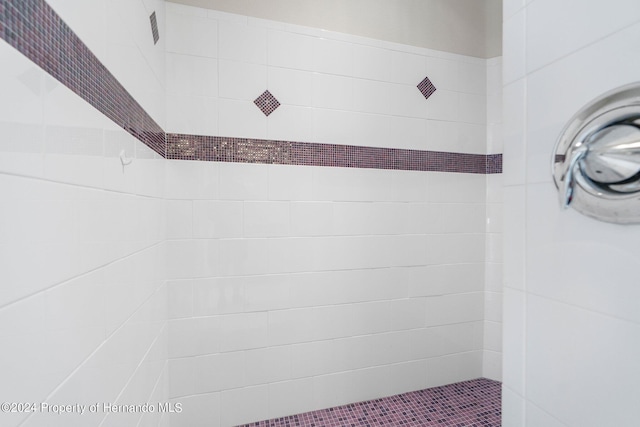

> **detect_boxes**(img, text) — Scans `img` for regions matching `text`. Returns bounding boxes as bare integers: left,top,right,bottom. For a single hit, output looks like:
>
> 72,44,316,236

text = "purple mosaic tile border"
238,378,501,427
1,0,502,175
150,11,159,45
167,133,503,174
0,0,165,156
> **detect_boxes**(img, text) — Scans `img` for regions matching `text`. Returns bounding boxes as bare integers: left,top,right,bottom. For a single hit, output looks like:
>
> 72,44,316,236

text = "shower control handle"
552,82,640,223
560,143,587,208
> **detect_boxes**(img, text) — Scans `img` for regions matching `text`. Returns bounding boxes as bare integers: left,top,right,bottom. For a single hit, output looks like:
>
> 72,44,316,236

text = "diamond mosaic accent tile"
237,378,501,427
254,90,281,116
417,75,437,100
150,11,159,45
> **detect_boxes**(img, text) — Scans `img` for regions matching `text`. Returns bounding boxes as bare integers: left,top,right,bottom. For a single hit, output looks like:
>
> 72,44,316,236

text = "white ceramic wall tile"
165,159,219,200
407,264,484,297
267,164,314,201
424,293,484,327
483,321,502,352
485,291,503,323
244,346,292,385
288,202,332,236
525,403,569,427
526,0,640,73
165,11,217,58
527,295,640,427
502,186,526,291
267,29,315,71
243,201,290,237
502,386,526,427
166,93,219,136
192,200,243,238
220,312,269,352
218,20,267,64
218,98,268,139
426,351,483,388
502,79,527,186
351,44,393,82
312,37,354,76
217,238,270,277
166,200,193,239
389,116,427,150
424,57,459,92
268,377,315,419
389,50,426,85
503,286,526,397
311,72,353,110
352,78,393,116
482,350,502,381
165,239,207,279
312,108,356,145
503,9,526,85
166,53,218,97
192,277,245,316
171,393,221,427
218,162,269,200
458,61,487,95
267,67,313,106
193,351,246,393
525,182,640,323
242,274,291,312
220,385,269,427
218,60,267,101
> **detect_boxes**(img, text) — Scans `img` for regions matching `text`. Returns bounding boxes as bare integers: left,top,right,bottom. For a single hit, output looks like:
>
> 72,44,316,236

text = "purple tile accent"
237,378,501,427
0,0,166,156
150,11,159,45
417,75,437,100
167,133,502,174
486,153,503,174
0,0,502,175
254,90,281,116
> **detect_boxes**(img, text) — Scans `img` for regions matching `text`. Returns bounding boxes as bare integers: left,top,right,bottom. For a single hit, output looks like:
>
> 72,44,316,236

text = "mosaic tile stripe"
237,378,501,427
0,0,502,174
150,11,159,45
0,0,166,156
167,133,503,174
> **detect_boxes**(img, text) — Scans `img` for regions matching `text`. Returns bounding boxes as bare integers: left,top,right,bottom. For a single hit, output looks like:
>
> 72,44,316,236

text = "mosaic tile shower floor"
238,378,501,427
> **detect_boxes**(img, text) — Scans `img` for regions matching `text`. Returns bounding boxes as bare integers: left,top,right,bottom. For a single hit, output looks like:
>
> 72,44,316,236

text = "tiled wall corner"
0,1,168,427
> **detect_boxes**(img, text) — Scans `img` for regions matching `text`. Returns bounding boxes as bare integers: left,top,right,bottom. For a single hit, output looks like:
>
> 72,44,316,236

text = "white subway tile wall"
0,1,169,427
502,0,640,426
0,1,502,427
162,4,495,423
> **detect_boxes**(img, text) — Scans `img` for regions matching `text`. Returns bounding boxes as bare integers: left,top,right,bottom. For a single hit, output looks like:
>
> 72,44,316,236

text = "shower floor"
238,377,501,427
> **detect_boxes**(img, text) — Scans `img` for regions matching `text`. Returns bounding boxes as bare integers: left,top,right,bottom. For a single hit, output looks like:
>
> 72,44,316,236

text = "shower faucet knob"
581,124,640,186
552,82,640,223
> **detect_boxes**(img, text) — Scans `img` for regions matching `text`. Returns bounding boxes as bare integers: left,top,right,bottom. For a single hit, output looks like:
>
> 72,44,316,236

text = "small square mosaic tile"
237,378,501,427
254,90,281,116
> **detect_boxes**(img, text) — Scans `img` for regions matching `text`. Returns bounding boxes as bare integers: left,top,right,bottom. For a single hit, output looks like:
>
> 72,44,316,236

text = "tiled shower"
2,0,637,426
1,0,502,426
